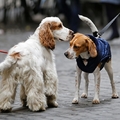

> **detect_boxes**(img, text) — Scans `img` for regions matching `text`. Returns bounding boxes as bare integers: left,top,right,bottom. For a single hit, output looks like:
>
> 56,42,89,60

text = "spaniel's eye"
58,24,62,28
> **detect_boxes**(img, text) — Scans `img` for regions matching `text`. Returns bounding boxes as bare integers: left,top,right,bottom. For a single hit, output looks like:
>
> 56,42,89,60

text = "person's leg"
70,0,81,32
105,3,119,40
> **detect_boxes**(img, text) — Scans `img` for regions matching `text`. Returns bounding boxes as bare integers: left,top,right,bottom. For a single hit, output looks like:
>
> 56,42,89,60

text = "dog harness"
76,35,111,73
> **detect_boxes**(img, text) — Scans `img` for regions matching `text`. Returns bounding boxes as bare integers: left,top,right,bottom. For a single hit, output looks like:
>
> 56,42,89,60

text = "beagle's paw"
92,99,100,104
72,98,79,104
112,93,119,99
81,93,88,98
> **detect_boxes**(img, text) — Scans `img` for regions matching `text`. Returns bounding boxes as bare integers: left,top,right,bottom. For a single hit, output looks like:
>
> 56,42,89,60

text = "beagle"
64,15,119,104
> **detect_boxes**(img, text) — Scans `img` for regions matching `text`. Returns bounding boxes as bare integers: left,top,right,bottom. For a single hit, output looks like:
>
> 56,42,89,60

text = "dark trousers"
104,3,119,35
57,0,81,32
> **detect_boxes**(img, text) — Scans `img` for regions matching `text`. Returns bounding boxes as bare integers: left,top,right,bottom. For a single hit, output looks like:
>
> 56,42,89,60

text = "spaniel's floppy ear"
39,22,55,50
87,38,97,57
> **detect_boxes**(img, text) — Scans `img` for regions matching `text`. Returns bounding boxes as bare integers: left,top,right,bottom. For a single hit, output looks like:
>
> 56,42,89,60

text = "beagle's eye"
74,45,79,49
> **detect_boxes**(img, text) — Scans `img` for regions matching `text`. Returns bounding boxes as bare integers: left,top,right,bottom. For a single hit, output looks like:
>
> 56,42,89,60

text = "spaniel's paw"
48,101,58,108
27,97,46,111
0,102,12,113
0,108,12,113
28,104,46,112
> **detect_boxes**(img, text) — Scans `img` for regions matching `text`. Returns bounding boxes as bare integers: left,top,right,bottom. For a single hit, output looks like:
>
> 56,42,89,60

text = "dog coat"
76,35,111,73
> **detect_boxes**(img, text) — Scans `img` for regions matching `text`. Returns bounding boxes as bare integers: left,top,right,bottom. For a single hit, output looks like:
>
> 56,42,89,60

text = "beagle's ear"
87,38,97,57
39,22,55,50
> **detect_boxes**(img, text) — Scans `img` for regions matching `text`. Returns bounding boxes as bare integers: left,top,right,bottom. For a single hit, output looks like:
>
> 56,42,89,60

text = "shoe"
107,33,119,41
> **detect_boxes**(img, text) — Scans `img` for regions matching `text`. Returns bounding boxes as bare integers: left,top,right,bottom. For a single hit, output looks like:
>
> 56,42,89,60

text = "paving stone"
0,30,120,120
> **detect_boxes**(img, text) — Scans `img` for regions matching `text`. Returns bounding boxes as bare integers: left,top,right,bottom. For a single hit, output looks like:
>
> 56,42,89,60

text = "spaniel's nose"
64,51,69,58
69,30,74,35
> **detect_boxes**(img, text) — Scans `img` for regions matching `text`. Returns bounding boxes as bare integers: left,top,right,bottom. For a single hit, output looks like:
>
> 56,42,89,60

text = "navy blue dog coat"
76,35,111,73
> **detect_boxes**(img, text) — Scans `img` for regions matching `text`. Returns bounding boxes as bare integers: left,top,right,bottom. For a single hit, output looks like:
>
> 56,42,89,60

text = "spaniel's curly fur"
0,17,73,112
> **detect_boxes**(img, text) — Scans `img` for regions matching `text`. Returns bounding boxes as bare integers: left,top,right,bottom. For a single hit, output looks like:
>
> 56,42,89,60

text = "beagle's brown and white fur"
64,15,119,104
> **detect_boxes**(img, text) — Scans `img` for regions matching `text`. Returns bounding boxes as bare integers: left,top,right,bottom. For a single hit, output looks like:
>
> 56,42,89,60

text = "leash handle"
0,50,8,54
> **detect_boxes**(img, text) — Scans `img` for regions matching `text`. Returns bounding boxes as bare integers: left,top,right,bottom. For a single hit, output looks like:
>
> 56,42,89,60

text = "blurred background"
0,0,119,40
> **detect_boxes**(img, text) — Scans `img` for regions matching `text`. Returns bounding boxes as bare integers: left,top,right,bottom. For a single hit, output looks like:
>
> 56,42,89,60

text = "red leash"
0,50,8,54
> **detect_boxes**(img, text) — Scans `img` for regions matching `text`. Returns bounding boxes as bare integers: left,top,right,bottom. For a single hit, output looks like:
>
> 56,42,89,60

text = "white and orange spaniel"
0,17,73,112
64,15,118,104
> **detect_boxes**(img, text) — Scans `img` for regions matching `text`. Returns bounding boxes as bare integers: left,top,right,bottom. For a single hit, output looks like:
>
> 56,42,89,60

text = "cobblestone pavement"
0,30,120,120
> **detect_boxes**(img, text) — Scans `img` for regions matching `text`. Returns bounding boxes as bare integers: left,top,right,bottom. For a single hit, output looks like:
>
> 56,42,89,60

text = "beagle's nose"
64,51,69,58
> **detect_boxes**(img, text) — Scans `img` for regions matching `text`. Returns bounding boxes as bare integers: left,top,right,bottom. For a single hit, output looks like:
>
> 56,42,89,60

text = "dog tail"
0,52,20,73
78,15,99,37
